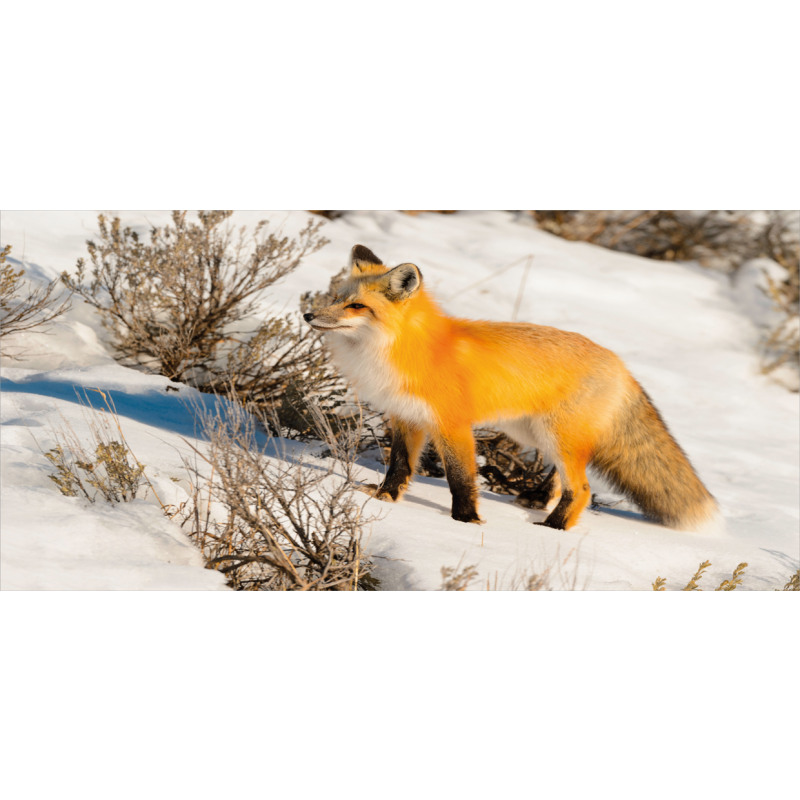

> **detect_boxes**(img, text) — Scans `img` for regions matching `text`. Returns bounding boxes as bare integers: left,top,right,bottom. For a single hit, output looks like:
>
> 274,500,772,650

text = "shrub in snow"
758,268,799,384
180,401,378,591
732,258,789,330
62,212,340,423
40,390,155,504
531,210,795,271
45,440,145,503
733,257,799,387
0,244,71,355
533,210,799,387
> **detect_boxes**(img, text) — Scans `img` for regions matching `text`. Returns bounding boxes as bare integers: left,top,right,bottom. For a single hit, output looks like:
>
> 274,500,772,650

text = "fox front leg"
434,427,484,524
374,420,427,502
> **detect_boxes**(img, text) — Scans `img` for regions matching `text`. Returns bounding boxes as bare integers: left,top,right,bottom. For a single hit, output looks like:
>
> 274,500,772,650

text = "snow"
1,366,230,590
1,210,798,590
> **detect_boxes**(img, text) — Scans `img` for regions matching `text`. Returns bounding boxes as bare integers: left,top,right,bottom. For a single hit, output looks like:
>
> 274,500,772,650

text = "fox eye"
346,302,367,310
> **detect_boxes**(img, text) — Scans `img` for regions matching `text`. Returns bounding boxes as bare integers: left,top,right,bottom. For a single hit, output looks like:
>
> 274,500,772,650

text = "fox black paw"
535,519,566,530
452,511,485,524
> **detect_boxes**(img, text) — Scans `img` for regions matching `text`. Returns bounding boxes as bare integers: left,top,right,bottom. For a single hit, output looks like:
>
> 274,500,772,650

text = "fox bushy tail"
592,384,717,529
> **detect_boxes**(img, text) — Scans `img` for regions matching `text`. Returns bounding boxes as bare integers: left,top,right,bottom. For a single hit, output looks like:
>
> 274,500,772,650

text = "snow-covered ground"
1,210,798,590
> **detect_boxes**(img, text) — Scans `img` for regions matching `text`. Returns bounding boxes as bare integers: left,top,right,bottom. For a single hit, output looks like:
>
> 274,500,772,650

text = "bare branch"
0,245,72,353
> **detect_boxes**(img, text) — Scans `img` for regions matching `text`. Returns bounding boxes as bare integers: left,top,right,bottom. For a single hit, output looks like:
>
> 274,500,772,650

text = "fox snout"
304,310,344,331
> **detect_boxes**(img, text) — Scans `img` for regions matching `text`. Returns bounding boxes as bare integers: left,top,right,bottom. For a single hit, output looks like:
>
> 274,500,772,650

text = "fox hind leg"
539,448,591,530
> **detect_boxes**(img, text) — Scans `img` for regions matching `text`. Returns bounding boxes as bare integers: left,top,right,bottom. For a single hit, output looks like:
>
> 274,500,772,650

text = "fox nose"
303,312,314,322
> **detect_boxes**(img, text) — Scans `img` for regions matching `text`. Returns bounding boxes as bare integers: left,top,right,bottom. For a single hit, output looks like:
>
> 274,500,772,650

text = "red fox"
303,245,718,530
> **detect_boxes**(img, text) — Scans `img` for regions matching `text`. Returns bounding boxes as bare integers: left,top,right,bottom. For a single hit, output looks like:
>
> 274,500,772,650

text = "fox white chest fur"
326,329,435,427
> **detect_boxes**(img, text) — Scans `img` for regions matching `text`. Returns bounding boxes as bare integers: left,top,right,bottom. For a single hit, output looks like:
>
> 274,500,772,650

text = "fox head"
303,245,423,339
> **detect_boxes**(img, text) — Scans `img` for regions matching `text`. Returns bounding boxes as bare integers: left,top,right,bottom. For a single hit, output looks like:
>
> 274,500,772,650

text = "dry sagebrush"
179,402,378,591
39,387,376,591
532,210,797,270
0,244,71,354
62,212,340,423
533,210,800,381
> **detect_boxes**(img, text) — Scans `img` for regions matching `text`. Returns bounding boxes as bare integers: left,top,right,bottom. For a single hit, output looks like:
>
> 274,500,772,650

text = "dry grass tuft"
782,569,800,591
44,440,144,503
651,559,773,591
715,562,748,591
683,560,712,591
440,563,480,591
41,391,151,504
441,544,582,591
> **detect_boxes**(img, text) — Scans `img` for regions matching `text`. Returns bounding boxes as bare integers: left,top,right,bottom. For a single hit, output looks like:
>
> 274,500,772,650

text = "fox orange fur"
303,245,718,530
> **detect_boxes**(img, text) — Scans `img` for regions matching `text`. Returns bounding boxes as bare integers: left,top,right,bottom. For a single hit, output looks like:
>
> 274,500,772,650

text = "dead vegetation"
0,244,71,354
39,384,376,591
760,250,800,375
650,560,797,591
61,212,339,424
783,569,800,591
474,430,557,508
440,545,582,591
175,400,378,591
533,210,799,381
41,390,150,504
44,440,145,503
531,210,797,270
440,563,480,591
407,428,557,509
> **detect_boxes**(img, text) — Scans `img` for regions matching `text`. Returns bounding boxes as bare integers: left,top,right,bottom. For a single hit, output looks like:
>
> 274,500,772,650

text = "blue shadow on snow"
0,375,288,459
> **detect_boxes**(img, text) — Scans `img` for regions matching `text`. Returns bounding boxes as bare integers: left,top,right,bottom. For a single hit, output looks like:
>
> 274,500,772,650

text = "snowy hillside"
1,210,798,590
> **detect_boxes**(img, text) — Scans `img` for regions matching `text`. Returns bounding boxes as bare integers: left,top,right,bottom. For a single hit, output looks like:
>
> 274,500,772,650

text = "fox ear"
383,262,422,300
350,244,384,274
